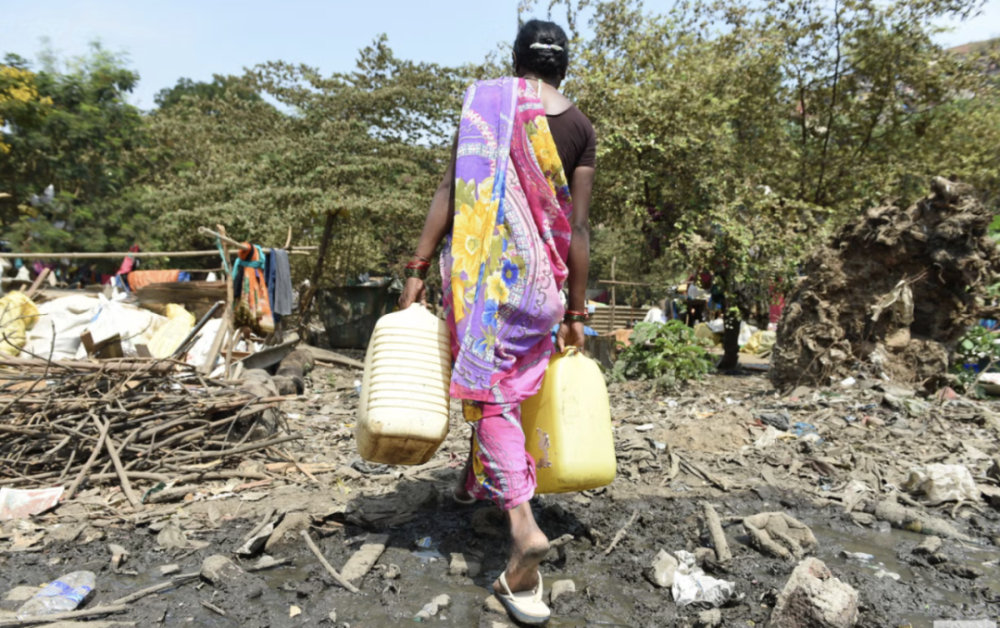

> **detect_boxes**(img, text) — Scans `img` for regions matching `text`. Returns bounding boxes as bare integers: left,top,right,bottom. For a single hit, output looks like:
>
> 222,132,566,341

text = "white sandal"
494,570,550,625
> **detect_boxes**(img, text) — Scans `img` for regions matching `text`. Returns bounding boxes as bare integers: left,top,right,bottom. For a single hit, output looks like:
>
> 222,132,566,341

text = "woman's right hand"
398,277,427,310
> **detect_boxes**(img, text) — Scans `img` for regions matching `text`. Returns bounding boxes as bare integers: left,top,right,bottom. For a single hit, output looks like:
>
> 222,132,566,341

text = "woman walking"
398,19,596,624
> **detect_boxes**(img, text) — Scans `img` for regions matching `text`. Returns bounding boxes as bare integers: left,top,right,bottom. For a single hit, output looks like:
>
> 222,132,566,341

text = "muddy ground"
3,363,1000,627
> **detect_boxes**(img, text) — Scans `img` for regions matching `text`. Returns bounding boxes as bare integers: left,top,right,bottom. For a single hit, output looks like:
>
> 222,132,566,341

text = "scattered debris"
449,553,482,578
15,571,95,619
341,534,389,582
904,464,980,505
671,550,736,608
769,558,859,628
772,177,1000,389
549,580,576,604
874,495,972,541
299,530,359,594
743,512,818,560
646,549,680,588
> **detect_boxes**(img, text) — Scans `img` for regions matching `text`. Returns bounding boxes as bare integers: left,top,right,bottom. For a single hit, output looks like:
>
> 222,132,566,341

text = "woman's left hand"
556,321,586,352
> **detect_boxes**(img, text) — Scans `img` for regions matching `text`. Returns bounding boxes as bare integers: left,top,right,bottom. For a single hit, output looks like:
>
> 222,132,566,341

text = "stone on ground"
770,557,859,628
3,586,38,603
449,552,482,577
550,580,576,604
646,549,679,588
913,535,942,555
341,534,389,581
264,512,311,552
696,608,722,628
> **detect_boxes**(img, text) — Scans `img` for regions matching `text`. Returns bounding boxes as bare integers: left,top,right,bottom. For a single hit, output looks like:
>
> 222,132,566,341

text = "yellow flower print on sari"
451,177,498,281
450,274,469,323
486,272,510,304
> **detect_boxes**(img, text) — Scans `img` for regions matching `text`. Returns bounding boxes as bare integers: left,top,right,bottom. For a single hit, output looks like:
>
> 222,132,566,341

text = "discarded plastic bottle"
16,571,96,619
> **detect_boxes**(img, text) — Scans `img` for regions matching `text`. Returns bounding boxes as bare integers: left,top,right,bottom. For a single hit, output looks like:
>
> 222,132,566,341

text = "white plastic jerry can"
356,305,451,465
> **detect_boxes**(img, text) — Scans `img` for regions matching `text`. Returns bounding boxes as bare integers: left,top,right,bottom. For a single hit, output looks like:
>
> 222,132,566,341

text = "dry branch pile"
0,357,297,506
771,177,1000,390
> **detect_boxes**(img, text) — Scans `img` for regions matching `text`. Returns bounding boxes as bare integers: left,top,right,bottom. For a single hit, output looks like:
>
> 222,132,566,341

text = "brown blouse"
547,105,597,183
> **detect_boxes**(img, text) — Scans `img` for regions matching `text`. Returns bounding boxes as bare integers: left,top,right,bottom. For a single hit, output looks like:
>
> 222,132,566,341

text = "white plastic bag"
671,550,736,608
76,292,166,358
24,295,102,361
904,464,979,505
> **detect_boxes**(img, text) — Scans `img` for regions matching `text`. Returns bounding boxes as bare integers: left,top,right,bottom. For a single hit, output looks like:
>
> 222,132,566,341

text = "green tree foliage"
154,76,262,109
131,37,475,282
0,43,148,259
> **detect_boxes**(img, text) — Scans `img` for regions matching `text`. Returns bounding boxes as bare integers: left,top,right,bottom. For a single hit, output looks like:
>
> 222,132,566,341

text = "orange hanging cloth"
233,243,275,335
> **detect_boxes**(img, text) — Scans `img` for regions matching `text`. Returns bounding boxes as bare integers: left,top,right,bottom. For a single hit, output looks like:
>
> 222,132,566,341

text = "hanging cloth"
232,243,274,335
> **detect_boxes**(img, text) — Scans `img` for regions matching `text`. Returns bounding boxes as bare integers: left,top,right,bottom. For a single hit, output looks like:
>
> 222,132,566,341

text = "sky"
3,0,999,110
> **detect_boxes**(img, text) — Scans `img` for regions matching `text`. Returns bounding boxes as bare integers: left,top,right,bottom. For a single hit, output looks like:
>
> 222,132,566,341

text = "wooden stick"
300,529,360,593
103,418,143,511
604,510,639,556
111,573,199,605
25,268,50,298
164,434,303,464
201,601,227,617
197,226,317,253
701,502,732,564
218,224,235,380
0,605,128,627
63,415,110,500
243,507,277,543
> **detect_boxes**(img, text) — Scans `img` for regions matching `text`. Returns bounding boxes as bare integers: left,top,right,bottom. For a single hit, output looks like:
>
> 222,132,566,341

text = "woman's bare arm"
398,141,457,309
557,165,595,350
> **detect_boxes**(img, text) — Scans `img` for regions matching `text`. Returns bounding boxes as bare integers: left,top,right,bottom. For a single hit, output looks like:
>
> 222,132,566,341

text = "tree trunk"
718,309,741,371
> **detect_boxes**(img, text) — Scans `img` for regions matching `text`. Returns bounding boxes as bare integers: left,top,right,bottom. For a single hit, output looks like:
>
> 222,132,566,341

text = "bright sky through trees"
4,0,998,108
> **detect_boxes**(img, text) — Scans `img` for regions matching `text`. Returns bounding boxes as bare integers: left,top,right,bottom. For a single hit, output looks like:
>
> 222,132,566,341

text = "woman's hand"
398,277,426,310
556,321,586,352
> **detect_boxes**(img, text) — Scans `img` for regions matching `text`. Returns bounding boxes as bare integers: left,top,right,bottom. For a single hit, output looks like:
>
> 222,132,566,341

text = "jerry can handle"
561,346,581,357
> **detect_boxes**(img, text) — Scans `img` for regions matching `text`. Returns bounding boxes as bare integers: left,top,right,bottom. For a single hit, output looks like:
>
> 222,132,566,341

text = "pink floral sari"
442,77,573,409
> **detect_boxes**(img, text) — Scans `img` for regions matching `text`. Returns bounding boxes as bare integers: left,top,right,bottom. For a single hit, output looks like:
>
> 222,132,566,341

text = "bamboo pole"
196,227,317,253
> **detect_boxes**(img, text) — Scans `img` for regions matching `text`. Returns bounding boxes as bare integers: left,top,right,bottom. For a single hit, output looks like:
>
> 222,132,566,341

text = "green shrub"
611,321,715,389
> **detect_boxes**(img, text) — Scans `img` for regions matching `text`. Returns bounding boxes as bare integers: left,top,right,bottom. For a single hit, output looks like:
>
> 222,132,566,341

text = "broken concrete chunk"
483,595,506,615
265,513,311,552
744,512,818,560
646,549,679,588
913,535,942,555
696,608,722,628
341,534,389,582
770,558,859,628
448,552,482,578
549,580,576,604
201,554,266,602
159,564,181,576
201,555,245,586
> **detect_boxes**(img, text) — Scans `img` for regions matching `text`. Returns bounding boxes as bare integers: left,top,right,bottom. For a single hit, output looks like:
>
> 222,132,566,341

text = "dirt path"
3,364,999,627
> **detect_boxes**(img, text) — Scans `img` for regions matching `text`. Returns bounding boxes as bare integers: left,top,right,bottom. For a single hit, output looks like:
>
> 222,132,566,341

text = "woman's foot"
494,502,550,593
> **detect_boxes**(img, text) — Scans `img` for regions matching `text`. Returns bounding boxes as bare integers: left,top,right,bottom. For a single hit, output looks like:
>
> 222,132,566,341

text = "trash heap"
772,177,1000,390
0,358,292,509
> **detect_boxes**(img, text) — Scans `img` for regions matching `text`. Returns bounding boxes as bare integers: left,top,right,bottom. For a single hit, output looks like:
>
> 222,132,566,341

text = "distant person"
397,19,597,625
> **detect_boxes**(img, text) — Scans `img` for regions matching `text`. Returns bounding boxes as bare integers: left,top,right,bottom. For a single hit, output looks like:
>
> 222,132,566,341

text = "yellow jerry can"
521,348,616,494
356,305,451,465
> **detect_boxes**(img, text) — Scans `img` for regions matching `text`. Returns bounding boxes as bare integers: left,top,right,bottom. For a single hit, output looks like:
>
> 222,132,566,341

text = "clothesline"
196,227,317,254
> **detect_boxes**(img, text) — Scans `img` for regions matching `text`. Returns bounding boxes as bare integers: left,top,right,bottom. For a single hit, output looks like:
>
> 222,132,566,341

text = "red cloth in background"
127,269,180,291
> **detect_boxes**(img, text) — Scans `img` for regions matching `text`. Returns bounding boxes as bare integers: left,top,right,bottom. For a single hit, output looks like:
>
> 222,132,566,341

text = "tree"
553,0,1000,368
0,43,148,261
128,37,475,283
154,76,261,109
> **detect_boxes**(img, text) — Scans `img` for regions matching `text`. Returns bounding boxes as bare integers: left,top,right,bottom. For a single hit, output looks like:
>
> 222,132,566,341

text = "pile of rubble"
772,177,1000,390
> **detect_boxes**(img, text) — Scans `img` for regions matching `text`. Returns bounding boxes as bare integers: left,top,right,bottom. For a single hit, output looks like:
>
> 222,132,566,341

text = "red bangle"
565,310,588,322
405,261,430,270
